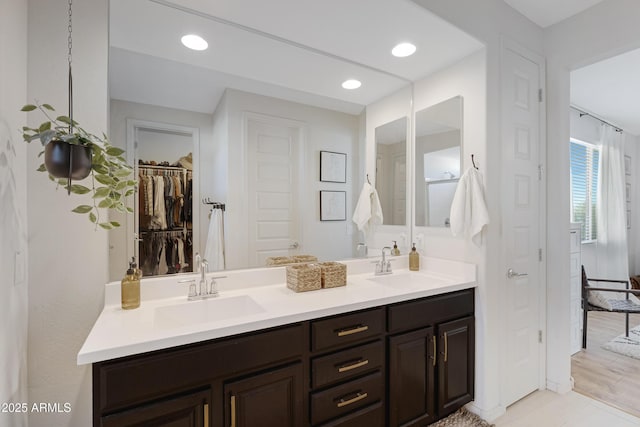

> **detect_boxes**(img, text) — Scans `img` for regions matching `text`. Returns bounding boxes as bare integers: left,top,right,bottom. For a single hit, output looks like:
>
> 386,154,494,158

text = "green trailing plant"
21,102,136,230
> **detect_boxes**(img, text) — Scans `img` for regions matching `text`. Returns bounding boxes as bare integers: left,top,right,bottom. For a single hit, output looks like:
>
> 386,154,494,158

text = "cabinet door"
100,389,210,427
224,363,303,427
437,316,474,417
388,327,435,427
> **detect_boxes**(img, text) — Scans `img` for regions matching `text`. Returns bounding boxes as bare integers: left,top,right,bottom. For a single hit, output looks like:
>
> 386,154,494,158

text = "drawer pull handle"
336,392,368,408
337,359,369,373
336,325,369,337
204,403,209,427
230,395,236,427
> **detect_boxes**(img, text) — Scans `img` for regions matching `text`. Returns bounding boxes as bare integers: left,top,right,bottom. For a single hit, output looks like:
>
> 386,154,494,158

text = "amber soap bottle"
121,261,140,310
409,243,420,271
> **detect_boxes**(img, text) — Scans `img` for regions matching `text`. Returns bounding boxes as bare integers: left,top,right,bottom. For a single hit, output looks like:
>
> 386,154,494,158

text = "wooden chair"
581,266,640,349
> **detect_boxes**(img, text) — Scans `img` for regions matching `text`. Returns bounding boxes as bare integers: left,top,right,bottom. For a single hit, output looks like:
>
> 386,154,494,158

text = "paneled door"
501,44,544,406
247,115,302,267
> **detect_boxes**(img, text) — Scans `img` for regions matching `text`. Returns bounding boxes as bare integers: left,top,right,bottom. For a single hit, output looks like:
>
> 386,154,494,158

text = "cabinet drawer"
310,371,383,426
95,324,304,413
312,340,383,388
388,290,473,333
318,401,384,427
311,308,384,352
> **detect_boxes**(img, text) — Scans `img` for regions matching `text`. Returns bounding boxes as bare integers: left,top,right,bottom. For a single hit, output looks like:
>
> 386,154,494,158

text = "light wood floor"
571,311,640,419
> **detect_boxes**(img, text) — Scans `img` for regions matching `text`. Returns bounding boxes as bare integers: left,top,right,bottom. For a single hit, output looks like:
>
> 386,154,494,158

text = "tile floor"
493,390,640,426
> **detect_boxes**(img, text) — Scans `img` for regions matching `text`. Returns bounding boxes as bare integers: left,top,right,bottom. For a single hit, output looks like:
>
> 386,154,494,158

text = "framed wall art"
320,150,347,183
320,191,346,221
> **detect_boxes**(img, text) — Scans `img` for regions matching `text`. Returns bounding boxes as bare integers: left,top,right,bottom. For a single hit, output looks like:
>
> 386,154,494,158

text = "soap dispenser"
409,243,420,271
391,241,400,256
131,257,143,281
121,260,140,310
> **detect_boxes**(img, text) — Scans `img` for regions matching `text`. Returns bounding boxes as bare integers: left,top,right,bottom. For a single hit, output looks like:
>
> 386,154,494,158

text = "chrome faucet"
373,247,393,275
179,253,226,300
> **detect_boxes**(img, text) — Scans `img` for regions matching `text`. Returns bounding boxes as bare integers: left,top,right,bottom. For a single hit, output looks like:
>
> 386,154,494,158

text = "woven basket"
319,262,347,288
286,264,321,292
292,255,318,263
265,256,294,266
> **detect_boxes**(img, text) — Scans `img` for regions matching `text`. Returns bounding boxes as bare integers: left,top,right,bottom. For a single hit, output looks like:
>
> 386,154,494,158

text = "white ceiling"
503,0,606,28
109,0,484,115
571,47,640,136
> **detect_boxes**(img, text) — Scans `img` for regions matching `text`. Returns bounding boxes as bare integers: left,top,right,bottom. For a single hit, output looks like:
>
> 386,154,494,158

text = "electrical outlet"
14,251,25,287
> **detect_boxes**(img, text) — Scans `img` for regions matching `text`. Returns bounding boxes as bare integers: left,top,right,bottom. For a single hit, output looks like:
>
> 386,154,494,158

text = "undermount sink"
367,272,449,289
154,295,266,329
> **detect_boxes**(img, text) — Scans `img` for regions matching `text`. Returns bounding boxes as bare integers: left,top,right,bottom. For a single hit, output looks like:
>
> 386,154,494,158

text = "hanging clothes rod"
571,106,623,133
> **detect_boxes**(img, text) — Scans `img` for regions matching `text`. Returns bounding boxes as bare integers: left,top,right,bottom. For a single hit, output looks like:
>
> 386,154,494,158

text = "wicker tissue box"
292,255,318,263
319,262,347,288
286,263,321,292
265,256,294,266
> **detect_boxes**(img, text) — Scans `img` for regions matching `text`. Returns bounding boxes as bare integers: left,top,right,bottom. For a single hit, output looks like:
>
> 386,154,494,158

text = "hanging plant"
22,102,136,230
19,0,135,230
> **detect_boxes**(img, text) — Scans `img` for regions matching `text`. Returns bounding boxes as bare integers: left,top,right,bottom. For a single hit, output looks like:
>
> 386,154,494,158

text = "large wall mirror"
107,0,483,280
414,96,463,228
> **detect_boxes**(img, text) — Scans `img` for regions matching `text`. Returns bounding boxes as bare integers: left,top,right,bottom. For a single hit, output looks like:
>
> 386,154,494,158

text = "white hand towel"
449,167,489,246
204,208,225,271
352,182,384,235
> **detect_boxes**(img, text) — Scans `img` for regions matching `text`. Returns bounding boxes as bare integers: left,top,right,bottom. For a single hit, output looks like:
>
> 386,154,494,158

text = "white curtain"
595,125,629,293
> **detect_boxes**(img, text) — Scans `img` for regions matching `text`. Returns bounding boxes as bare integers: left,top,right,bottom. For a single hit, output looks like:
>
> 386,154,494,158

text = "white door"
501,46,543,405
247,117,301,267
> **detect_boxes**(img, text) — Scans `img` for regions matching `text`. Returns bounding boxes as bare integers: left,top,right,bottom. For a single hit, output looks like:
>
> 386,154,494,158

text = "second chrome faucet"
373,247,393,275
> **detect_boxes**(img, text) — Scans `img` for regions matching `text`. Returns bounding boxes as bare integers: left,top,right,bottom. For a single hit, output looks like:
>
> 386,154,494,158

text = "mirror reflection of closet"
414,96,463,227
128,120,200,277
375,117,407,226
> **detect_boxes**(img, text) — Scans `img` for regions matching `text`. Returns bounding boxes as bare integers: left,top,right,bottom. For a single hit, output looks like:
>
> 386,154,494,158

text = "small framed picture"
320,151,347,183
626,183,632,202
320,191,346,221
625,155,631,176
627,210,631,229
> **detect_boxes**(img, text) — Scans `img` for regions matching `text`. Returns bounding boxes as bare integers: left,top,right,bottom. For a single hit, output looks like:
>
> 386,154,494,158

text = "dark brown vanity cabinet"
100,389,211,427
387,290,475,427
224,363,304,427
92,289,474,427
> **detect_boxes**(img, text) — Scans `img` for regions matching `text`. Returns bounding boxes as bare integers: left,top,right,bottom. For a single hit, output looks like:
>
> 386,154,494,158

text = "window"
570,139,599,242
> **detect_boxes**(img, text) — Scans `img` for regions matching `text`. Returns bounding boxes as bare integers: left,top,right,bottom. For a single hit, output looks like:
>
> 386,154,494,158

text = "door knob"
289,241,299,249
507,268,528,279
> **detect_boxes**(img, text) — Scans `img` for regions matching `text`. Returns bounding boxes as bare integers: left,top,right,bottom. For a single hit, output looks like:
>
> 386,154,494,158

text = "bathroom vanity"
80,257,476,427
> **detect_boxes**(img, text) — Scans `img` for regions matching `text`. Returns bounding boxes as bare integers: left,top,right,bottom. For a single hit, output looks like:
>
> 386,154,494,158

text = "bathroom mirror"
414,96,463,227
375,117,408,226
107,0,483,279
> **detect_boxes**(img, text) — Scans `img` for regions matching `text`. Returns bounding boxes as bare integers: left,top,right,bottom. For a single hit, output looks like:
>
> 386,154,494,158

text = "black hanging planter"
44,139,92,180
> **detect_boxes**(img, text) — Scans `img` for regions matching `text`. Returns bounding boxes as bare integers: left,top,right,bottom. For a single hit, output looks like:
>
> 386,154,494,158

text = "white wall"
26,0,109,425
545,0,640,399
109,99,214,280
0,1,28,426
215,89,360,269
410,0,544,419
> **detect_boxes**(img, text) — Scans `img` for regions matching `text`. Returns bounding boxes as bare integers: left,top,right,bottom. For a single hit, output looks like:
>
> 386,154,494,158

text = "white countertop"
77,256,476,365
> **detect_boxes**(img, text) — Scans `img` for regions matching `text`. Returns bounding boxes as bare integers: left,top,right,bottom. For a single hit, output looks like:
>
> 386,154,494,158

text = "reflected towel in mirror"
204,208,225,271
352,182,383,235
449,167,489,246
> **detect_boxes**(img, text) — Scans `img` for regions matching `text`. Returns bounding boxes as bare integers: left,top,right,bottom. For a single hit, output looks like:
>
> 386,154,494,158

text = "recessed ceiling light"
342,79,362,90
392,43,417,58
181,34,208,51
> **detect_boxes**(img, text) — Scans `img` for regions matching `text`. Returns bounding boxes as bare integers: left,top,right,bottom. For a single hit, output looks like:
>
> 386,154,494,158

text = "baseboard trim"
546,379,572,394
465,402,506,422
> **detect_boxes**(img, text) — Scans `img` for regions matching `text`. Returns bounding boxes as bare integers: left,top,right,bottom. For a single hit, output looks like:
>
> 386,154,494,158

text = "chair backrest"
581,265,589,301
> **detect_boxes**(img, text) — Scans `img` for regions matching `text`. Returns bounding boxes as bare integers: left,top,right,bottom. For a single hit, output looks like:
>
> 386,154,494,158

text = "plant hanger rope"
67,0,74,193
